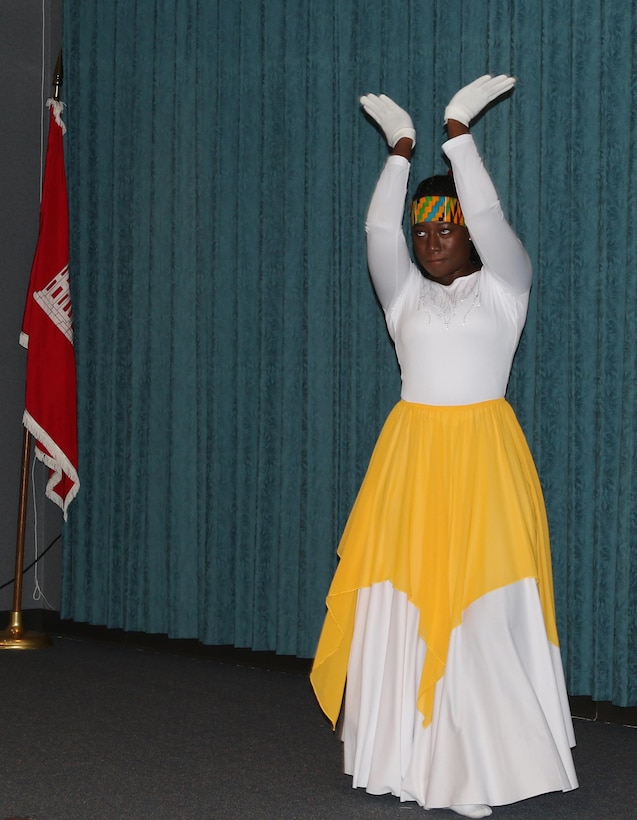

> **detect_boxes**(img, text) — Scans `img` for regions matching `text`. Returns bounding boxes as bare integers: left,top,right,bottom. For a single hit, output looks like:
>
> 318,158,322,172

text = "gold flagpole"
0,50,63,651
53,49,63,102
0,430,50,649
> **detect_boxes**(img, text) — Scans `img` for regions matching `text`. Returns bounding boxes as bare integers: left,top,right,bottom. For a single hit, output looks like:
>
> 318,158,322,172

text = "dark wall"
0,0,63,611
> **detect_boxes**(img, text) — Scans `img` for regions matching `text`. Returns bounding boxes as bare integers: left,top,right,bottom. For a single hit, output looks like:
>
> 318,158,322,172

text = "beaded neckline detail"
417,272,481,328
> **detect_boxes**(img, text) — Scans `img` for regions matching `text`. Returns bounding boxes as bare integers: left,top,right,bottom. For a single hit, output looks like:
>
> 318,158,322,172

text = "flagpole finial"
53,50,63,101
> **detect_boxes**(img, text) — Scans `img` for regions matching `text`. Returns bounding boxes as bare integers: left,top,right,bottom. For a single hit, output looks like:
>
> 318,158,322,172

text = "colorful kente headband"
410,195,465,226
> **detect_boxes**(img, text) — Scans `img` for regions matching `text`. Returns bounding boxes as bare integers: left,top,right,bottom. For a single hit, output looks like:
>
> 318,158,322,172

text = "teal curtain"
62,0,637,706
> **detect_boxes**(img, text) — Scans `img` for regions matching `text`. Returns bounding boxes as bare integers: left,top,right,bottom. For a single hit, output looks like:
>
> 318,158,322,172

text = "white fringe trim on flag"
46,98,66,134
23,410,79,520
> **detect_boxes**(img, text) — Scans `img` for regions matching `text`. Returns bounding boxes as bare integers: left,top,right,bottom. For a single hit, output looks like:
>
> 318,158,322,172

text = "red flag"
20,99,79,519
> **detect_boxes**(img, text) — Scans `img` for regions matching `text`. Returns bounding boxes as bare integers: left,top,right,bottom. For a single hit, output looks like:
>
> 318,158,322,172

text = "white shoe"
449,805,492,819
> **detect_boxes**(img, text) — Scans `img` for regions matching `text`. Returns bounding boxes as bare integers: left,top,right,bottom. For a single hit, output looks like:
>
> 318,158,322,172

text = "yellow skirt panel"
310,399,558,729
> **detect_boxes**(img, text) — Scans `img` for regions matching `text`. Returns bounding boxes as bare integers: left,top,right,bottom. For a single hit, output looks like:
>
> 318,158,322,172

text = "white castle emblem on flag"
34,264,73,343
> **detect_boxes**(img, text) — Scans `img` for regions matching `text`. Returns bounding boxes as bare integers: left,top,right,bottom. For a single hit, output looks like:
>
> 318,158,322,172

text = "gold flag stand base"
1,430,51,651
0,611,51,650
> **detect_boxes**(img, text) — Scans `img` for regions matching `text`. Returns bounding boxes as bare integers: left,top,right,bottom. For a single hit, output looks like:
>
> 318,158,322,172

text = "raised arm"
359,94,416,310
442,75,532,295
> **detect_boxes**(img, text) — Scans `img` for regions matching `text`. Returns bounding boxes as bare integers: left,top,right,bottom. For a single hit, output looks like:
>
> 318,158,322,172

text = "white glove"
360,93,416,147
444,74,516,126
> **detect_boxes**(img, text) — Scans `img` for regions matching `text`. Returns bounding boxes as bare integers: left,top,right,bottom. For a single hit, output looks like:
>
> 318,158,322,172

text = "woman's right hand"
360,93,416,148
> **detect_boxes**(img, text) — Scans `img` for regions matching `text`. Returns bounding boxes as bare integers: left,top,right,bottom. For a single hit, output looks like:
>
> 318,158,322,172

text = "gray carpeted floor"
1,636,636,819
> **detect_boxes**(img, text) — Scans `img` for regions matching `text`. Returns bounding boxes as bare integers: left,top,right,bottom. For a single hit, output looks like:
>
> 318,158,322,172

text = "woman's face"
411,221,479,286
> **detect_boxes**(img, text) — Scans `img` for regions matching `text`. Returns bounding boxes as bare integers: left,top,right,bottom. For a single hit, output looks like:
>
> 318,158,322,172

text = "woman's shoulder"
384,264,421,321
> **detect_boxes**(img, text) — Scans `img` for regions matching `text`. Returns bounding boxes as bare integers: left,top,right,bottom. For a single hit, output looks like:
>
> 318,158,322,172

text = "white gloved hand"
360,93,416,147
444,74,516,126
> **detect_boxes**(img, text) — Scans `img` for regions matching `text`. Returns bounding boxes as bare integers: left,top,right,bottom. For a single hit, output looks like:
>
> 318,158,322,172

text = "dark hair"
412,174,458,202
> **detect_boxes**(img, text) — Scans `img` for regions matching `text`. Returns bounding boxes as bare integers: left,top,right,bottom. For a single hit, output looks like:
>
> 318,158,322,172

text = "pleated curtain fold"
62,0,637,707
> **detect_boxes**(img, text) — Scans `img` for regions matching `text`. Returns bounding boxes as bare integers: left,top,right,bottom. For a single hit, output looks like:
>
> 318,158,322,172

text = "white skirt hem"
342,579,578,808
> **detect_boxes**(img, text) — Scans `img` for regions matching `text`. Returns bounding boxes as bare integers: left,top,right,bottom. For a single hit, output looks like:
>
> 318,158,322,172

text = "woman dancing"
310,75,578,817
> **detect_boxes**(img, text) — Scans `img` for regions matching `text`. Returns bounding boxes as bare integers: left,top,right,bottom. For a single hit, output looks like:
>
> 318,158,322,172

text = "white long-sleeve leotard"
366,134,532,406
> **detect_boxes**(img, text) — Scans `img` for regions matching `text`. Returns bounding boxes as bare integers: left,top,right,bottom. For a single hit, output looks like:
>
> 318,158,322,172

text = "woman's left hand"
444,74,516,126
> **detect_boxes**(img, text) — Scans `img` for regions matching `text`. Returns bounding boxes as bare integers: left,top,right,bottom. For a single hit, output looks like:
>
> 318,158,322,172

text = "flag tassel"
0,428,51,649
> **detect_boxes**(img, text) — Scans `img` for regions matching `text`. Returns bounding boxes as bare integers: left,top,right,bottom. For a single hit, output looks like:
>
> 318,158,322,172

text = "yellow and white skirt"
310,399,577,808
